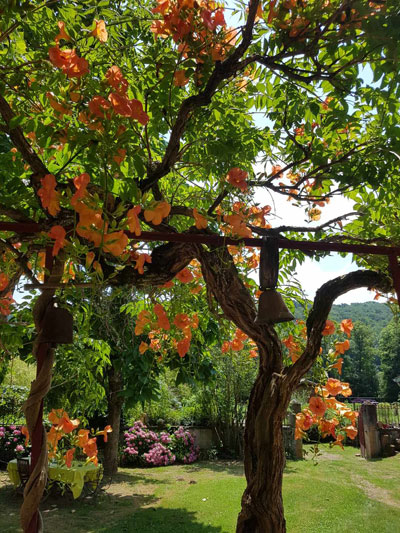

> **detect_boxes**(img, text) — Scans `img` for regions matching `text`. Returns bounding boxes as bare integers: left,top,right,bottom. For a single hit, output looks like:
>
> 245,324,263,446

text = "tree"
379,320,400,402
1,1,399,532
341,322,379,398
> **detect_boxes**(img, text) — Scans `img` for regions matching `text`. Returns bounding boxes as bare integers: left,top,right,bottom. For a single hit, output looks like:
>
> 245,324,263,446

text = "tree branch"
0,238,40,286
0,95,48,190
249,212,359,236
0,204,35,223
285,269,392,388
139,0,260,192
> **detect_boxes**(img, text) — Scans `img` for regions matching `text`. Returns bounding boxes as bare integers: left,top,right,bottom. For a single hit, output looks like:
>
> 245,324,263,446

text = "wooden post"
290,401,303,460
359,402,382,459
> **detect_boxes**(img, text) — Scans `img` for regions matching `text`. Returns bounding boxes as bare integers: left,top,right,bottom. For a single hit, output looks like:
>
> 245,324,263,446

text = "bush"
170,427,199,464
0,386,29,424
0,425,30,466
121,421,198,467
144,443,176,466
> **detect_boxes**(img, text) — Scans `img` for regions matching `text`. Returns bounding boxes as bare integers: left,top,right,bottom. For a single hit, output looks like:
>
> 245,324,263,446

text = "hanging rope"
21,258,64,533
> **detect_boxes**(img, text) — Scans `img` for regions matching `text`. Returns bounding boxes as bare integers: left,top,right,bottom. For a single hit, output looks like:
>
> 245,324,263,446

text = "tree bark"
103,363,124,476
236,343,291,533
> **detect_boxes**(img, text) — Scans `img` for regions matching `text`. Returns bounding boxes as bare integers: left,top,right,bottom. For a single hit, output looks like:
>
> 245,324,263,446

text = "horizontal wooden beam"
1,222,399,258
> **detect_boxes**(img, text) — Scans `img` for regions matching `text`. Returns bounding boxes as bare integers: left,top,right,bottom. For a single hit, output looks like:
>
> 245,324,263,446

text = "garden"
1,445,400,533
1,1,400,532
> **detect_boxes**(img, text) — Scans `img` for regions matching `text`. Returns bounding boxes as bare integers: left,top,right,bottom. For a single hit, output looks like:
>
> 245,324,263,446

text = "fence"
350,402,400,427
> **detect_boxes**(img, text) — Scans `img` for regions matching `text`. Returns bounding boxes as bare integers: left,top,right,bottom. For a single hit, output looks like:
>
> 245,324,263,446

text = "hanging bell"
255,289,295,325
37,302,73,344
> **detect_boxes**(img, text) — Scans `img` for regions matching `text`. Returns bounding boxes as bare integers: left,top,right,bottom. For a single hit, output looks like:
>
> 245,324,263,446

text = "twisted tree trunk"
198,244,392,533
237,345,291,532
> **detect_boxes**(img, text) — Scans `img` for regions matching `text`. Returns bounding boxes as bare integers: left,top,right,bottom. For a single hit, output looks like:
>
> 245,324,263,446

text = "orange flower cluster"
175,267,194,283
134,253,152,274
173,311,198,357
0,271,14,316
135,310,152,335
135,304,198,359
127,205,142,236
322,319,335,336
49,45,89,78
295,379,357,449
282,334,302,363
226,167,248,192
154,303,170,330
320,319,353,373
46,92,71,117
144,201,171,225
81,64,148,128
46,409,111,467
48,225,66,256
223,213,252,239
0,291,14,316
108,92,149,125
192,208,208,229
0,272,9,292
38,174,60,216
92,20,108,42
151,0,236,73
69,173,130,258
221,328,248,353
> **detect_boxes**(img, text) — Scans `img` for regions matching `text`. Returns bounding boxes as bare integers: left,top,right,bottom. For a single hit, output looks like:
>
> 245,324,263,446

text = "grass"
1,445,400,532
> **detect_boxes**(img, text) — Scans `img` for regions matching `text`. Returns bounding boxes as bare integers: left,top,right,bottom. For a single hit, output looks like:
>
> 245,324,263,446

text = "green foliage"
128,350,257,457
295,301,393,341
328,302,393,341
340,322,379,397
0,385,29,424
379,319,400,402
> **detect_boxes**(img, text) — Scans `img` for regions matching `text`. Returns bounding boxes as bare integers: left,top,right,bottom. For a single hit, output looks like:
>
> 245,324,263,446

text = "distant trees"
379,320,400,402
341,322,379,398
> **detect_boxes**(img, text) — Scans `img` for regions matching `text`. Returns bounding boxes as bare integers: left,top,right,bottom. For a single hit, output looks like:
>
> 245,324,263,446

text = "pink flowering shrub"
122,421,198,467
170,426,199,464
0,425,30,464
144,443,176,466
122,421,161,465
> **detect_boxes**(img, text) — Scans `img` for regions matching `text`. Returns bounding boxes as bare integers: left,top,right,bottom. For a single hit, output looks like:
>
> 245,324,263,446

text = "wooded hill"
296,301,393,339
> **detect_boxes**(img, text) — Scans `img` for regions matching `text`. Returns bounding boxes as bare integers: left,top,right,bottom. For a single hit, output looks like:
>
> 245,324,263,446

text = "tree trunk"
236,346,291,533
103,364,124,476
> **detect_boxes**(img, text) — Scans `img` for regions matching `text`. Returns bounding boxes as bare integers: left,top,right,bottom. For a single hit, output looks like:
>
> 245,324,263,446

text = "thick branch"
103,240,201,287
140,0,260,192
0,204,35,223
0,95,48,190
285,269,392,388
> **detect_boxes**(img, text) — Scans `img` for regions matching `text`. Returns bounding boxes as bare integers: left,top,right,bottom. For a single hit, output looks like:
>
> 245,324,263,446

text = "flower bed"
0,424,30,466
122,421,199,467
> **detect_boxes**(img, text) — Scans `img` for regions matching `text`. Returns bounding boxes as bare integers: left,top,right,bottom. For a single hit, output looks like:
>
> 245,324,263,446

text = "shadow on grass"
113,471,169,486
0,471,161,532
99,506,225,533
283,464,299,474
183,460,244,477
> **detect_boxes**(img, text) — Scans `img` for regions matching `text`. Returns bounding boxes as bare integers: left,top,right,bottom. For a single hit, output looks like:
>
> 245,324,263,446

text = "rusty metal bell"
38,302,73,344
255,237,294,324
255,289,295,324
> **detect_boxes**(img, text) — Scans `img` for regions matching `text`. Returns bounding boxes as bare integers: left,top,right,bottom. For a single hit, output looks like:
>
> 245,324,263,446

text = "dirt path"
351,473,400,509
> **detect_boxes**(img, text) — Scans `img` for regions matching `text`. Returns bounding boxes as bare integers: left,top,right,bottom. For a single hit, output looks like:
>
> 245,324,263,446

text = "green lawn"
1,445,399,532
